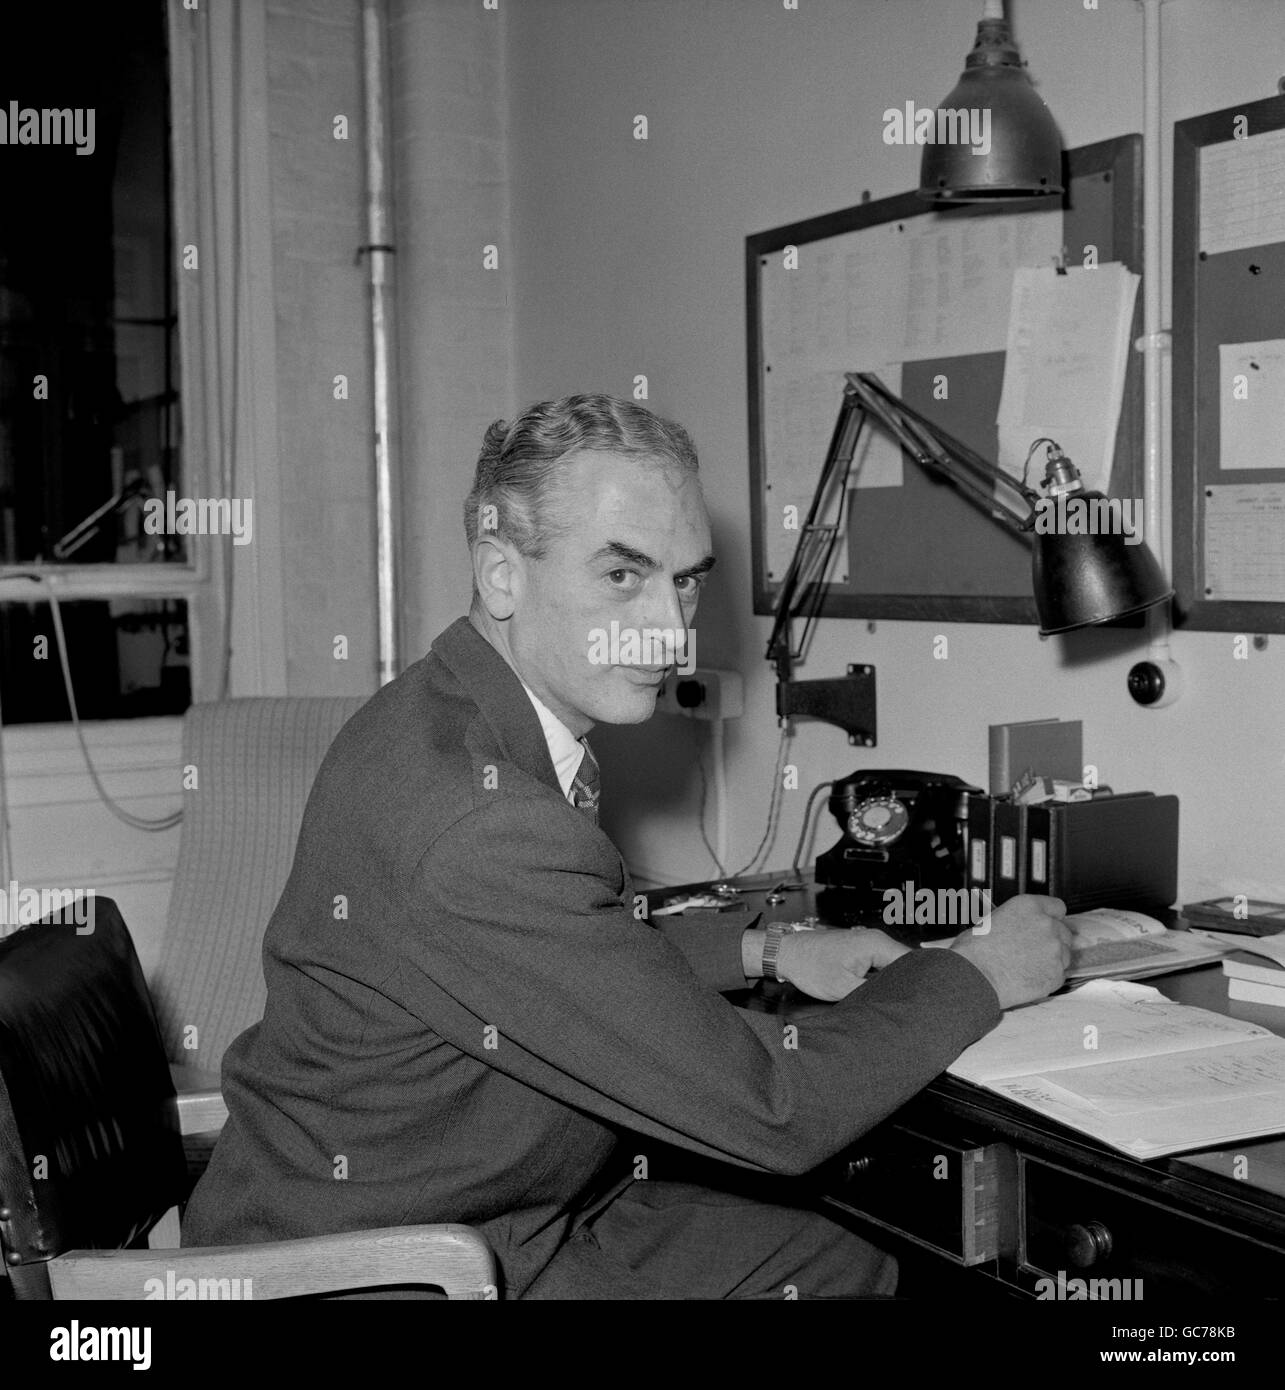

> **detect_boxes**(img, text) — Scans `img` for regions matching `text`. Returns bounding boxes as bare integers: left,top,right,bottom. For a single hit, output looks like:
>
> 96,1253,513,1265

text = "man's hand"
774,927,911,1002
948,894,1071,1010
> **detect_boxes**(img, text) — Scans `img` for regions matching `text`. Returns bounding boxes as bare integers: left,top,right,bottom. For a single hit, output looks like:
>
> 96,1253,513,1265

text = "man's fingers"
863,929,912,969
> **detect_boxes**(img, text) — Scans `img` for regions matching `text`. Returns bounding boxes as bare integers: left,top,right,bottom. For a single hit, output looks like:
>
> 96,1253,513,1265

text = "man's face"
499,450,714,736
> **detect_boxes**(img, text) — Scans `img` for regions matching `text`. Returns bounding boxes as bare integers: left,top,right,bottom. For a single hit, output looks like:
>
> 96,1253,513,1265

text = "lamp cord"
0,672,12,881
1020,437,1059,489
695,724,725,879
731,724,791,878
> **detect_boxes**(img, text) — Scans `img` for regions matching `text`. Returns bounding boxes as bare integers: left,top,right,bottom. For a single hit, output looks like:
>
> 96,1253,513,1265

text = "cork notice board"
746,136,1144,625
1173,94,1285,633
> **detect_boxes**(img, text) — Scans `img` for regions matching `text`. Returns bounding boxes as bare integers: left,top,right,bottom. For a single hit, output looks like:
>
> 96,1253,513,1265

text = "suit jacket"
183,617,1001,1296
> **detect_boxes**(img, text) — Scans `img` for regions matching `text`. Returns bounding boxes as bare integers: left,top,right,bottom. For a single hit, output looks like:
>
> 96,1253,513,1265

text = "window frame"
0,0,287,715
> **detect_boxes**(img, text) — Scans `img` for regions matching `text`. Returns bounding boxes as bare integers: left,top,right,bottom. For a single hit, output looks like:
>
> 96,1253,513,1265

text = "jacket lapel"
431,617,563,797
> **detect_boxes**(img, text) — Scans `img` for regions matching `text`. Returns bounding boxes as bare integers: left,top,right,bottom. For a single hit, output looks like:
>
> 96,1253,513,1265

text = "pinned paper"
1204,484,1285,603
996,264,1139,500
1219,340,1285,470
1199,126,1285,258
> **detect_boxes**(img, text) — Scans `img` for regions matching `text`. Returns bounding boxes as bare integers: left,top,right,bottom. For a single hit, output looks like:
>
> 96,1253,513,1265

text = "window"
0,1,191,723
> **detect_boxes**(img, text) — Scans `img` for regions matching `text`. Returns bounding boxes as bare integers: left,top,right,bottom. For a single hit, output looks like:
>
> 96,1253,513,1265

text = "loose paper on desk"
1219,340,1285,470
996,264,1139,500
1187,929,1285,966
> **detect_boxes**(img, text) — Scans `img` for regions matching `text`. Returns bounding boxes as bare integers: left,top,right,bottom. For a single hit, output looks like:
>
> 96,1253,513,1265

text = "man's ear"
473,534,521,620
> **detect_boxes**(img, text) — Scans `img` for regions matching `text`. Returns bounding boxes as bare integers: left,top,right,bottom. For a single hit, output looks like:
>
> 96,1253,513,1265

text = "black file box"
1022,793,1179,912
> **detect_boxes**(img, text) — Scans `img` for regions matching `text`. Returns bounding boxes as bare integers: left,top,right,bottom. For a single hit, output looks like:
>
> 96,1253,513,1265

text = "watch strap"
762,923,792,983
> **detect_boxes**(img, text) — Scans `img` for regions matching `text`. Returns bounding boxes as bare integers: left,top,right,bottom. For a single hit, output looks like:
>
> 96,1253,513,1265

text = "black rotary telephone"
814,770,980,922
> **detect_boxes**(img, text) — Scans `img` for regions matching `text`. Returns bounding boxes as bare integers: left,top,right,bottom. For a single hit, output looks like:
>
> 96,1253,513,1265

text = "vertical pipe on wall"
362,0,400,686
1139,0,1181,698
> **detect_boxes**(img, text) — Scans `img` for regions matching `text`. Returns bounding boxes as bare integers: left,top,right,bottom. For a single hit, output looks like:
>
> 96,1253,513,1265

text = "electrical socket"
653,668,744,721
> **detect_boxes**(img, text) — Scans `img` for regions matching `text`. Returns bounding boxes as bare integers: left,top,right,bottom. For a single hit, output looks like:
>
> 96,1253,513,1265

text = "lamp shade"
1032,495,1173,635
919,15,1063,202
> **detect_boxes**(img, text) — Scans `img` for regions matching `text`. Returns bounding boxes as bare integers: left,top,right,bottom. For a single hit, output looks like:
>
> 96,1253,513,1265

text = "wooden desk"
653,876,1285,1297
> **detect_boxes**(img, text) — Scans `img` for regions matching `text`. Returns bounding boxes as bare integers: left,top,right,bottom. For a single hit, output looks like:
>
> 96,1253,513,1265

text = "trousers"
521,1178,898,1300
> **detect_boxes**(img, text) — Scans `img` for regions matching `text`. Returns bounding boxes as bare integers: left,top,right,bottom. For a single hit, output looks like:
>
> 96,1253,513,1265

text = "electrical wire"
0,672,13,880
730,724,790,878
1020,437,1059,489
790,778,835,880
694,724,725,878
8,573,183,831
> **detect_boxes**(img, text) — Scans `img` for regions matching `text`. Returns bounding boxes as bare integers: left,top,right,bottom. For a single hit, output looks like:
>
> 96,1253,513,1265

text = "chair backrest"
151,696,367,1075
0,899,187,1299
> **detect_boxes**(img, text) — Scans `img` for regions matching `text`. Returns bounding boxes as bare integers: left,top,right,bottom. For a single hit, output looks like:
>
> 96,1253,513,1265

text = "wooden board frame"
1172,93,1285,633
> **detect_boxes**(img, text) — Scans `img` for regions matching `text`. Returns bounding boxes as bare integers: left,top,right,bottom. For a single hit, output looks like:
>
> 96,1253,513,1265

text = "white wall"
391,0,514,657
498,0,1285,899
267,0,381,693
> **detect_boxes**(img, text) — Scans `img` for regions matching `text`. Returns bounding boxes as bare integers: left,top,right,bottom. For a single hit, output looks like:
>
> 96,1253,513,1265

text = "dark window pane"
0,1,180,565
0,597,190,725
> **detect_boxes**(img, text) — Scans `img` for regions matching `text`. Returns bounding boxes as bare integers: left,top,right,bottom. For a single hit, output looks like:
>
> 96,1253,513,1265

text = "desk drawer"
824,1124,1013,1266
1020,1157,1285,1297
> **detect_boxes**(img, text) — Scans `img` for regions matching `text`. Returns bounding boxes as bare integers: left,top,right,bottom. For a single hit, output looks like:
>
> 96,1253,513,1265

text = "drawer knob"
1064,1220,1113,1268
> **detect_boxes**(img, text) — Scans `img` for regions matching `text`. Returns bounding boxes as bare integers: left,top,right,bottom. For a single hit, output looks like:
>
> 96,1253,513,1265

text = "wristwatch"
762,922,809,983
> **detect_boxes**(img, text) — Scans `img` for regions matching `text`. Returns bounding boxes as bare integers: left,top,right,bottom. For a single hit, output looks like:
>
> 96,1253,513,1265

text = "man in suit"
184,394,1070,1298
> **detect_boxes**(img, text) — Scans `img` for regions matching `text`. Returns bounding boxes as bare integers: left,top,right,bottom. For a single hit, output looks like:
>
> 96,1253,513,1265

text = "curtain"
167,0,287,699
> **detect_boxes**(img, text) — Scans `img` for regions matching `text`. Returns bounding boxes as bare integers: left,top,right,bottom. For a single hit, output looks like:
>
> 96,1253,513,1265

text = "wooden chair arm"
168,1064,228,1136
48,1224,497,1300
173,1087,228,1136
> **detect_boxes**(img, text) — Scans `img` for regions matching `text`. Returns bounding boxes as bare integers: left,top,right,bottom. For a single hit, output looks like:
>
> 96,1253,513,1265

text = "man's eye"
607,569,641,589
675,574,704,595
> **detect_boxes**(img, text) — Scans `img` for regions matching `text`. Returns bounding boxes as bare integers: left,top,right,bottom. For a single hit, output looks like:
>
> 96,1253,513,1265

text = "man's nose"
642,583,687,646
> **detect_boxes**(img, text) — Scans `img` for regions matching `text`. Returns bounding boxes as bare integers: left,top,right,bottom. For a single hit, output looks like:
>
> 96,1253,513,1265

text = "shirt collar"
518,680,586,802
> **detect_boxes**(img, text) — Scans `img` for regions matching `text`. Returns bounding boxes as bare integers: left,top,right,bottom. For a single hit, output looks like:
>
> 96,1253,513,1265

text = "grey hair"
463,394,699,558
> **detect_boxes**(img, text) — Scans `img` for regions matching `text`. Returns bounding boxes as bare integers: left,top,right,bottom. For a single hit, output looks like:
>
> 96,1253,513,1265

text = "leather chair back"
0,898,186,1298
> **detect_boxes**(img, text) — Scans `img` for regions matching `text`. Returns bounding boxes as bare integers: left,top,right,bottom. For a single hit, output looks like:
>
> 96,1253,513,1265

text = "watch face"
847,796,910,846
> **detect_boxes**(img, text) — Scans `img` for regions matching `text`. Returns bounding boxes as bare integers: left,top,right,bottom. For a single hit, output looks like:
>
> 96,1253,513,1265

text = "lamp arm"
764,384,868,677
845,372,1040,529
767,371,1049,676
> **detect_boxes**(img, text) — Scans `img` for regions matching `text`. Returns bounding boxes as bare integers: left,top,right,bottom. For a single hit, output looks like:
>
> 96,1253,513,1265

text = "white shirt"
519,680,588,804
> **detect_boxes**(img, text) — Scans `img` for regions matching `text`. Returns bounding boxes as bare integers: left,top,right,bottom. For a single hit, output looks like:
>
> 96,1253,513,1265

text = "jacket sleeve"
653,910,760,993
391,794,1001,1177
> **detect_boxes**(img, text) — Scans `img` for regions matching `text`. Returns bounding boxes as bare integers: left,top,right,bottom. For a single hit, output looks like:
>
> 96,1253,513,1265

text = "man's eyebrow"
589,541,660,571
588,542,716,579
675,554,717,580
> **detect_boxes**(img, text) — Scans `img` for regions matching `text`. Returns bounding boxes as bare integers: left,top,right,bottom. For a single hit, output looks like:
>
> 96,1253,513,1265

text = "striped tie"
571,740,600,824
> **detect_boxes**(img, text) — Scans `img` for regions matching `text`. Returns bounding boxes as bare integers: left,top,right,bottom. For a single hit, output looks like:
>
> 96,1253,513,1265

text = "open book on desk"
947,979,1285,1159
1063,907,1229,981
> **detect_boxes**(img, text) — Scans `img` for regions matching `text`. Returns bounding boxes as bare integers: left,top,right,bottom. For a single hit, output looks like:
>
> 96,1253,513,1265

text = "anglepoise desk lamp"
765,371,1174,744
